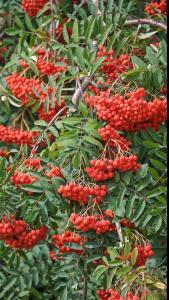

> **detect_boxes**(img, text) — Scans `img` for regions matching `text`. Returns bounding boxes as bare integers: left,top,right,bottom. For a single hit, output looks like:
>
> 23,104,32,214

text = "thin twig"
83,277,88,300
50,0,56,38
115,222,124,247
125,18,167,31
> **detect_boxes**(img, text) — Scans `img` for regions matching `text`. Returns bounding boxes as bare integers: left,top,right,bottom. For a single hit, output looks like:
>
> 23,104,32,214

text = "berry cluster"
113,155,141,173
52,231,85,255
120,244,154,266
6,72,46,106
85,88,167,132
58,183,107,205
45,166,64,178
145,0,167,16
97,289,140,300
24,158,41,170
98,125,130,151
85,155,140,181
0,150,9,158
21,0,49,17
0,216,48,250
6,72,67,122
85,159,115,181
97,288,123,300
133,244,154,266
0,125,38,147
69,213,116,235
96,46,132,83
11,171,37,187
20,48,67,76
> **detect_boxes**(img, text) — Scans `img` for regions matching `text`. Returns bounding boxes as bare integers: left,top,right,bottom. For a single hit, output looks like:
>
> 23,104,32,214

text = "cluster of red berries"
113,155,141,173
45,166,64,178
85,159,115,181
6,72,46,106
98,125,130,151
6,72,67,122
96,46,132,83
85,155,140,181
0,216,48,250
133,244,154,266
52,231,85,255
120,244,154,266
0,150,9,158
24,158,41,170
69,213,116,235
58,183,107,205
97,289,140,300
145,0,167,16
11,171,37,187
21,0,48,17
0,125,38,147
20,48,67,76
85,88,167,132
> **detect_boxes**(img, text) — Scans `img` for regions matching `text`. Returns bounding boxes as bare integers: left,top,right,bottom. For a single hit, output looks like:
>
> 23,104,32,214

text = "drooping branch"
125,18,167,31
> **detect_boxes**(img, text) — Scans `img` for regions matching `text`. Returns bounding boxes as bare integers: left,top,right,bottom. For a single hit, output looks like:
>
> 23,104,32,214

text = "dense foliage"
0,0,167,299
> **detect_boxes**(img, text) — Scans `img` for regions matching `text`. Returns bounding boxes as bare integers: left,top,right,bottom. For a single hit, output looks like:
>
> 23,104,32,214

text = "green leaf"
138,31,158,40
131,248,138,266
107,247,119,261
34,120,48,127
116,266,132,277
91,56,106,75
85,17,96,42
28,61,39,76
75,46,86,69
150,159,166,172
92,265,108,280
83,136,103,149
30,288,42,299
0,277,18,298
63,24,70,44
126,194,136,219
131,200,146,223
132,56,147,69
124,241,131,259
72,152,81,169
136,175,152,191
107,268,117,288
5,28,21,36
146,47,159,65
135,164,148,180
25,14,34,31
72,19,79,43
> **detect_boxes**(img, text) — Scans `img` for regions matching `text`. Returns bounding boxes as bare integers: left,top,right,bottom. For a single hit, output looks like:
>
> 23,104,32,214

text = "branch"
83,277,88,300
50,0,56,38
115,222,124,247
125,18,167,31
72,76,92,106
